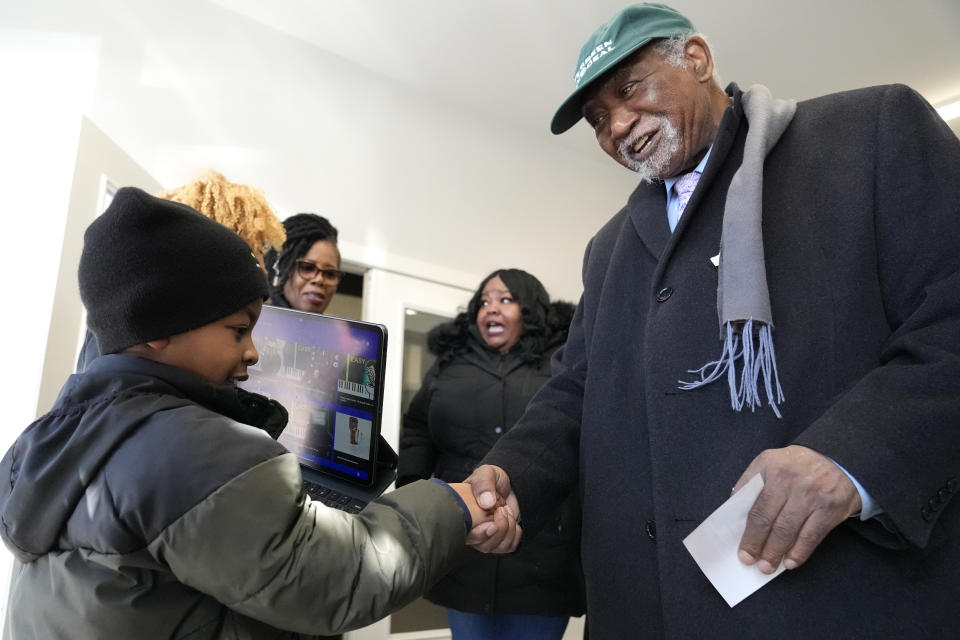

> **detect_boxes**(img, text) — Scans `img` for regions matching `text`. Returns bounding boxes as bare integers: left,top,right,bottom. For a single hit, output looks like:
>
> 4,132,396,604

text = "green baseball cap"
550,3,695,134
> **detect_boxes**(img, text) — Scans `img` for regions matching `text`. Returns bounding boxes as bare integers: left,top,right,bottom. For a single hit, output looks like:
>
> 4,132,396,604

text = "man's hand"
734,445,862,574
463,465,522,553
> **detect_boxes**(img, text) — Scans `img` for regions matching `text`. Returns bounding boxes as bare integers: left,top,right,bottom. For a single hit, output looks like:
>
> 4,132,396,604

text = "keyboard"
303,479,367,514
336,378,374,400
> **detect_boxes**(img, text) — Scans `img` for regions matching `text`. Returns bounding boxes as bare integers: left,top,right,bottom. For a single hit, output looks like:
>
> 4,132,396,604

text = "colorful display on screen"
240,306,383,483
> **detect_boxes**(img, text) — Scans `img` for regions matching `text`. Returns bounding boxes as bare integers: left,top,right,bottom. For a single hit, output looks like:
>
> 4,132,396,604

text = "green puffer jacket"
0,354,466,639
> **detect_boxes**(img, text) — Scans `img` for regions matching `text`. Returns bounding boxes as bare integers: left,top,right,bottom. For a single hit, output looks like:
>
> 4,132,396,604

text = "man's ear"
684,35,713,83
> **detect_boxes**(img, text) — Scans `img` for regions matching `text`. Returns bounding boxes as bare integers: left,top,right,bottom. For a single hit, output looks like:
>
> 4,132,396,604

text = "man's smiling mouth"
618,126,660,165
627,127,660,158
632,132,653,154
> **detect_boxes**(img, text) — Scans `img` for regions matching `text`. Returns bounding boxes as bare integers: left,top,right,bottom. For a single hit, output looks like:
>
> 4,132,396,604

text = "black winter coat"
399,335,585,617
484,84,960,638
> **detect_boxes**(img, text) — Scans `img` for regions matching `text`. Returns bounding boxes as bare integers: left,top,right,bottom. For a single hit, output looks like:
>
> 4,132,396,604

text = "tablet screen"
240,305,387,487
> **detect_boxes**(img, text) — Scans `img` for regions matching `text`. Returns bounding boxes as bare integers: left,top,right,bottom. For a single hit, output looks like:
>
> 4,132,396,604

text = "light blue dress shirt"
662,147,881,521
664,147,712,232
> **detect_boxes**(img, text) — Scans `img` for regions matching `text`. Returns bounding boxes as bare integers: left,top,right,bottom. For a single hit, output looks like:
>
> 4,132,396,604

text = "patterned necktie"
674,170,702,220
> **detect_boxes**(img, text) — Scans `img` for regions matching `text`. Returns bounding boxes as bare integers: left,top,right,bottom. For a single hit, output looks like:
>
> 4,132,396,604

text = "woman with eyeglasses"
265,213,343,315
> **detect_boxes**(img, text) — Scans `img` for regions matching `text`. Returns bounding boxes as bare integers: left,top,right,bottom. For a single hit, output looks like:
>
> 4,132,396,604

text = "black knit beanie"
79,186,269,354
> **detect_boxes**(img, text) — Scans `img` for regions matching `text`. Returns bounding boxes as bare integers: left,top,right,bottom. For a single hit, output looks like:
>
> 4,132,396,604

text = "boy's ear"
144,338,171,351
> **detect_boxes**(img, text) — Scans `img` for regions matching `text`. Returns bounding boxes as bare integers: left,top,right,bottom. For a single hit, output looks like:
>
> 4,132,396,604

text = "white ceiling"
3,0,958,301
213,0,960,142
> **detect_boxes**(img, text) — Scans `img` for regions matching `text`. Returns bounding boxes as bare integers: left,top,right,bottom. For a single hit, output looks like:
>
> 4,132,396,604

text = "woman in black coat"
399,268,584,640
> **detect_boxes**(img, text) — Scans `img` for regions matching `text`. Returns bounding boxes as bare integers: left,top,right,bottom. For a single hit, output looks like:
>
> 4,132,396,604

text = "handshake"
448,465,521,554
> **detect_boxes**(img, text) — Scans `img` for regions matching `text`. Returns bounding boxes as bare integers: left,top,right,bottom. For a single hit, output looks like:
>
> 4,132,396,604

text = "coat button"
656,287,674,302
947,478,958,492
921,506,933,521
645,520,657,540
494,426,502,434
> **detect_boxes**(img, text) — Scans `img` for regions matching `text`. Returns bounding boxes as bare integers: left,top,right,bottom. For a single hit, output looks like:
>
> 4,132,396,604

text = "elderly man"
468,3,960,638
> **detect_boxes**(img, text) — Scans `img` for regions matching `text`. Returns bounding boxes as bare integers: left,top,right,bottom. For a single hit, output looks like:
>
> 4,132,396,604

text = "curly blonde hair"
159,171,286,259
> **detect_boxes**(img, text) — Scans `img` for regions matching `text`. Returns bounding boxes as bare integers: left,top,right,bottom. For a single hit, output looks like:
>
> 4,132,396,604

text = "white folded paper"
682,473,786,607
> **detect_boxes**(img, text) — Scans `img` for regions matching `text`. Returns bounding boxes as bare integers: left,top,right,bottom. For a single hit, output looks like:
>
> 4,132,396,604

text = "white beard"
617,116,681,183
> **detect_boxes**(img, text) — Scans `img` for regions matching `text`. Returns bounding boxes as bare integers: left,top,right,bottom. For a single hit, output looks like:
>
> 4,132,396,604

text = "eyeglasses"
294,260,344,284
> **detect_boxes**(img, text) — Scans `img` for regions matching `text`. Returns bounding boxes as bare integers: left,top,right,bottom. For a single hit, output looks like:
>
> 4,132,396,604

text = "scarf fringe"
678,319,785,418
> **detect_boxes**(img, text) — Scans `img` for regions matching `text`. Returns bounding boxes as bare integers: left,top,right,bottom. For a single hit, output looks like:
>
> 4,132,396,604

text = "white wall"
35,118,163,417
0,26,101,622
1,0,640,303
0,27,98,437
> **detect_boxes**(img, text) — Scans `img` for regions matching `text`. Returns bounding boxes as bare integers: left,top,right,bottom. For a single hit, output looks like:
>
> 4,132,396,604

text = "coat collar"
81,354,287,435
461,332,530,378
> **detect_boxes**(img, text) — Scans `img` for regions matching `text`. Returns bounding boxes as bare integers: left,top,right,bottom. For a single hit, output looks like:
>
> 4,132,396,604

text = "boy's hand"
449,482,492,530
467,502,522,553
449,482,522,554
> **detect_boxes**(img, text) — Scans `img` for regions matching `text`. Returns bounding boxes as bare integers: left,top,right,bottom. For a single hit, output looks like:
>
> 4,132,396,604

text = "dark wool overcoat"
485,84,960,639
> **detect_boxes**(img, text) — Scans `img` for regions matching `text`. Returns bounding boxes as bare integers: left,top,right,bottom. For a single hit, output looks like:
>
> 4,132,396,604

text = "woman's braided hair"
264,213,340,296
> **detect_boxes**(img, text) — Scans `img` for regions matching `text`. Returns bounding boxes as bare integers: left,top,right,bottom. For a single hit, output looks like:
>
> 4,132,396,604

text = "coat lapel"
626,85,746,270
626,183,672,261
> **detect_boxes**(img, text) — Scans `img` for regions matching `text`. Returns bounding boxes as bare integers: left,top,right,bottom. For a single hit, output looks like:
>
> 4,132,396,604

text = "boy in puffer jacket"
0,187,517,639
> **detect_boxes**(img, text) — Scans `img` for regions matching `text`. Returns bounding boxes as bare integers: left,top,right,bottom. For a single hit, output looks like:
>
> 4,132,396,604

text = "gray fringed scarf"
678,85,796,418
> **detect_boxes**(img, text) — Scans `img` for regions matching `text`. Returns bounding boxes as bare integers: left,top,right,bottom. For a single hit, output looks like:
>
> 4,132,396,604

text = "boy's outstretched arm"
151,453,493,635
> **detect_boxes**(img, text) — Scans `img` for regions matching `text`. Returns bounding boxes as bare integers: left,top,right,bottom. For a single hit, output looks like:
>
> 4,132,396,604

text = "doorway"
390,308,452,636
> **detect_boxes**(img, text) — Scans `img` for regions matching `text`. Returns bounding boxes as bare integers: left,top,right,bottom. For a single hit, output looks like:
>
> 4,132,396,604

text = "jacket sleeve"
147,453,466,636
397,365,440,487
794,84,960,550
